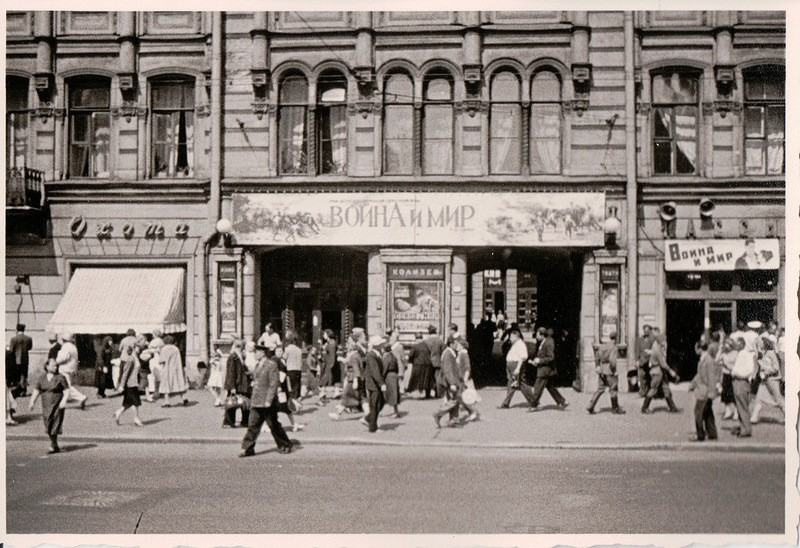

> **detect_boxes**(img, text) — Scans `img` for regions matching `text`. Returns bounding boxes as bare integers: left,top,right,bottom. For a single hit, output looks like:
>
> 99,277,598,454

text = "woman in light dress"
207,344,226,406
159,335,188,407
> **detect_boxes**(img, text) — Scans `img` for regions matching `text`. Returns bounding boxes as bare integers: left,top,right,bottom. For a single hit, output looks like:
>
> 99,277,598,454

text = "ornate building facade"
6,11,785,389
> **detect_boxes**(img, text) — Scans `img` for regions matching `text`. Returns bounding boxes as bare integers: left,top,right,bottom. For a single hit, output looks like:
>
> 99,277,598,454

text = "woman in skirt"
207,344,226,406
716,337,739,421
114,345,144,426
28,357,69,453
273,346,304,432
382,331,402,418
159,335,189,407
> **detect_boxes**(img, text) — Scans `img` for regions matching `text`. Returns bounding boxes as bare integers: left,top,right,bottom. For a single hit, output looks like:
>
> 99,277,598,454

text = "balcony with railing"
6,167,44,209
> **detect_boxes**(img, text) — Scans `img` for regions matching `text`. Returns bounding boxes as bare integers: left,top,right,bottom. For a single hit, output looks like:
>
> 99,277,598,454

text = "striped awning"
47,267,186,335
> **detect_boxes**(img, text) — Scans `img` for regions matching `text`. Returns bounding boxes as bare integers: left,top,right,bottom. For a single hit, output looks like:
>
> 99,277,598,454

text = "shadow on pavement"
60,443,97,453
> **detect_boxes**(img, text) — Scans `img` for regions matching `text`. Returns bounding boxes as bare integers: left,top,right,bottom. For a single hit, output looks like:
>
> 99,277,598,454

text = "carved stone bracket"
708,100,742,118
347,101,380,119
251,100,271,120
33,103,65,121
635,101,651,115
195,104,211,118
111,103,147,122
455,100,488,118
563,98,589,116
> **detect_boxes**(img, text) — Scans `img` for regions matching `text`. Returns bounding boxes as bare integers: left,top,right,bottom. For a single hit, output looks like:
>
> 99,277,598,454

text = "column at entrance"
579,254,598,393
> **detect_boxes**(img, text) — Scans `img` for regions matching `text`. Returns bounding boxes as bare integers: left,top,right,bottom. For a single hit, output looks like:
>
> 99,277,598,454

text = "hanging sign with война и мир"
231,192,605,247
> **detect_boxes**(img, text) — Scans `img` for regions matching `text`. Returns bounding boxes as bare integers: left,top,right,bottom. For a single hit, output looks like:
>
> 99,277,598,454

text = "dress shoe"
134,418,144,427
557,401,569,410
527,406,540,413
497,404,509,409
736,432,752,438
79,400,86,410
238,449,255,458
47,446,61,454
586,408,595,415
611,408,626,415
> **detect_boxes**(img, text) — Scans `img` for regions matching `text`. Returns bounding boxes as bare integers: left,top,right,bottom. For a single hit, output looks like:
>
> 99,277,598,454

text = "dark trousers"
434,388,476,422
732,379,752,436
241,406,292,452
502,362,535,407
366,388,385,432
694,398,717,440
646,368,672,400
288,370,302,400
637,365,650,396
588,373,618,410
531,374,566,407
224,405,250,427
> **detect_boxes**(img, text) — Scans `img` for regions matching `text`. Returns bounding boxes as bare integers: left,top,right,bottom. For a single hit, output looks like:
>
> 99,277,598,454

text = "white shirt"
56,341,79,374
732,349,757,379
257,331,281,350
506,339,528,367
742,330,760,353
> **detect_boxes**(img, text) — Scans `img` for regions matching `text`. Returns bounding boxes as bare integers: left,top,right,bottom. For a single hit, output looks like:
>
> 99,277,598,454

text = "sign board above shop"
664,239,780,271
231,192,605,247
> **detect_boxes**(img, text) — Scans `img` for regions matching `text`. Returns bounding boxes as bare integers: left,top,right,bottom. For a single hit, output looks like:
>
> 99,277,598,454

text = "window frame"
650,70,701,176
278,73,309,176
743,65,785,176
6,76,30,171
149,76,196,179
67,77,111,179
489,69,522,175
316,71,348,175
382,71,415,175
421,71,455,175
529,69,563,175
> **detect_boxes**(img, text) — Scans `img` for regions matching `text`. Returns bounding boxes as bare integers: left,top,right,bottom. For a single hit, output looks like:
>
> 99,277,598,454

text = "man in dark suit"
363,335,387,433
223,339,251,428
240,345,293,457
407,333,433,398
8,324,32,396
529,327,568,412
424,325,445,398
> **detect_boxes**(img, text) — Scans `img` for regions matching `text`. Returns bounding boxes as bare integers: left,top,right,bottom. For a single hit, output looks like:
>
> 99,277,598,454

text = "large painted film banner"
232,192,605,247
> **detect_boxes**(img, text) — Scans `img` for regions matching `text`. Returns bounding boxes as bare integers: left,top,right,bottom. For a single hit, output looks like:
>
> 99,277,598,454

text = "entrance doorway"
665,300,704,380
260,247,368,346
467,248,583,387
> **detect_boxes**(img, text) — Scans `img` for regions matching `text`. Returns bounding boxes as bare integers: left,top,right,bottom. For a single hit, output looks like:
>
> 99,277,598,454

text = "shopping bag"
224,394,241,410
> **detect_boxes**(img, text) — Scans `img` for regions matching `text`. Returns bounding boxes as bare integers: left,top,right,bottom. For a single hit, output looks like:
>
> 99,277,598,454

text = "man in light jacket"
240,345,293,457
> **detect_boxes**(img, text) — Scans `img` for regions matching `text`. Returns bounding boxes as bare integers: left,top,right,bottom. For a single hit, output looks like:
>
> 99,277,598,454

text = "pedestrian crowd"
6,316,785,456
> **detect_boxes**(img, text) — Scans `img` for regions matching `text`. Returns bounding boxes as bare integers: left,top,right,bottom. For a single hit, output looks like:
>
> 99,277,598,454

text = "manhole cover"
42,490,143,508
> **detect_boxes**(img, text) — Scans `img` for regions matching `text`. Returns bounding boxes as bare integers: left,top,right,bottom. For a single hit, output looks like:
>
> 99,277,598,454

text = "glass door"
706,300,735,334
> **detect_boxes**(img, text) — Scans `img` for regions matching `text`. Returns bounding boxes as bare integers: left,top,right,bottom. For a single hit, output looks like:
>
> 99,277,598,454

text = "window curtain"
280,106,307,173
321,105,346,174
423,104,453,174
490,104,520,174
673,106,697,174
530,104,561,174
766,106,784,174
384,105,413,174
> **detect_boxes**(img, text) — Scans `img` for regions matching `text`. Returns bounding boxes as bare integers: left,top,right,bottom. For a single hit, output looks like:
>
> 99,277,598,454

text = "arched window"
151,76,195,178
652,70,699,175
383,72,414,175
278,73,308,175
530,70,562,174
423,71,453,174
490,70,521,174
6,76,29,171
68,76,111,178
743,65,784,175
317,70,348,174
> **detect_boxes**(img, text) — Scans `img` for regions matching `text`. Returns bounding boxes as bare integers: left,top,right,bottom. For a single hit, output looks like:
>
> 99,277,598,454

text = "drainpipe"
198,12,224,365
624,11,638,388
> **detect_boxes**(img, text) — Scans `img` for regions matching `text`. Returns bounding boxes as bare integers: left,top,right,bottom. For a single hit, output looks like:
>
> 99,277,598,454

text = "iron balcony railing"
6,167,44,208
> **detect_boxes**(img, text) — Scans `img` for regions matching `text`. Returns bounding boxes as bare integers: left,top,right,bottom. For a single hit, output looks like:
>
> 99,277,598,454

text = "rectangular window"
279,106,307,174
530,104,561,174
7,112,28,170
745,105,784,175
68,80,110,178
490,104,521,174
383,104,413,174
423,105,453,174
318,104,347,174
652,72,699,175
151,81,195,178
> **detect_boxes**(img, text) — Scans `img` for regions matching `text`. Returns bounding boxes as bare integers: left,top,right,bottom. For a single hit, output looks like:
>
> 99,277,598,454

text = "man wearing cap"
636,325,654,397
240,344,293,456
498,326,536,409
641,328,679,414
56,333,88,409
588,332,625,415
529,327,568,411
363,335,388,433
8,323,32,396
743,321,763,355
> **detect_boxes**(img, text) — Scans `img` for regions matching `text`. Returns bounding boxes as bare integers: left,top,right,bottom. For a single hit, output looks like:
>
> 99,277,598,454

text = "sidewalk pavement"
6,383,785,453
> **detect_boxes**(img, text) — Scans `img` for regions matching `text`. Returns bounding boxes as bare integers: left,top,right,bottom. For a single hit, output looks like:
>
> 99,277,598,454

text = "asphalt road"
6,439,785,535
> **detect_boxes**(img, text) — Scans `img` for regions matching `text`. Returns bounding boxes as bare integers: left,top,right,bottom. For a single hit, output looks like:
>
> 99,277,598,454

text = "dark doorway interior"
665,300,704,381
466,248,583,388
737,299,777,326
260,247,368,346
